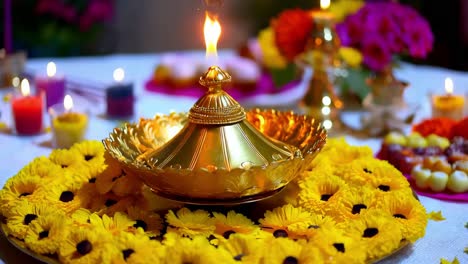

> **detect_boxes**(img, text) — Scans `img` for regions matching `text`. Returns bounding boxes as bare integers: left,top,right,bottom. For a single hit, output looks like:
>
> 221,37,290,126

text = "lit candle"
49,95,88,148
311,0,334,20
431,78,465,120
35,62,66,108
106,67,134,118
11,79,43,135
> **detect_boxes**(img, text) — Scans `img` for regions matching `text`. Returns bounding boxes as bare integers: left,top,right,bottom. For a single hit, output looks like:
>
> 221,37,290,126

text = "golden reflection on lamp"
431,78,465,120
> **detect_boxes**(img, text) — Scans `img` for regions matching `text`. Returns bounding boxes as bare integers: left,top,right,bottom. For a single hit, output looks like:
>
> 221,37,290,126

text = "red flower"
451,117,468,139
273,9,313,60
412,117,457,138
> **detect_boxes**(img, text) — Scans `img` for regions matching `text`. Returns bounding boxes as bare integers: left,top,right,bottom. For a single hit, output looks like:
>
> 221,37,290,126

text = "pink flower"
362,35,392,72
403,20,433,58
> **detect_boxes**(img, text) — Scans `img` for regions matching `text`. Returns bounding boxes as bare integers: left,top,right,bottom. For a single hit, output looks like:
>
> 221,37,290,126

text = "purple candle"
4,0,12,53
35,62,66,109
106,68,134,118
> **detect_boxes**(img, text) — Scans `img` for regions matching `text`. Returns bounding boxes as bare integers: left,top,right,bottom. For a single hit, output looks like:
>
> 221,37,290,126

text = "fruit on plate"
411,165,431,189
428,171,449,192
447,170,468,193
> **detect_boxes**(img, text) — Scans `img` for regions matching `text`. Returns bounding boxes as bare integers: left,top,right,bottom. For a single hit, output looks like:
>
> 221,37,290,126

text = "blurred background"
1,0,467,71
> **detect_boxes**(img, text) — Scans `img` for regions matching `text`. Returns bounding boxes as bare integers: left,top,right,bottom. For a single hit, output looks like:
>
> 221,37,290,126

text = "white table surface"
0,52,467,264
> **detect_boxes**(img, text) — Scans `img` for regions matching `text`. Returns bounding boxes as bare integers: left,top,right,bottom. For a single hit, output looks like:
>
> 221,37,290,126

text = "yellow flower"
316,138,373,165
217,233,263,263
14,156,61,180
165,208,216,238
329,0,364,22
213,211,258,238
310,226,366,264
0,174,44,215
427,211,446,221
70,140,106,177
258,27,288,69
4,200,58,240
297,173,347,215
34,181,89,214
339,47,363,68
71,208,93,227
88,193,135,216
259,204,315,239
329,186,379,222
162,236,234,264
24,213,70,255
377,193,427,242
287,214,337,239
126,206,163,238
111,232,164,264
89,212,136,235
440,257,460,264
261,237,325,264
135,186,183,213
345,209,403,260
58,225,118,264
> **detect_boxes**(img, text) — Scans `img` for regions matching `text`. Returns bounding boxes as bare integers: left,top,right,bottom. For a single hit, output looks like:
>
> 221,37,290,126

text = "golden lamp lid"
138,66,302,171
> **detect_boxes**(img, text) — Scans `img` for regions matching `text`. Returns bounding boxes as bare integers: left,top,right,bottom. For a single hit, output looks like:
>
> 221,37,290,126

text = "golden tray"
103,109,327,205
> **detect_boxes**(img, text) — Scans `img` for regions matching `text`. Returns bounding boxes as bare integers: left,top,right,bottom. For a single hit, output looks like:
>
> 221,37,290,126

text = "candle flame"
113,68,125,82
445,77,454,94
204,12,221,58
64,94,73,111
47,62,57,77
320,0,331,10
20,79,30,96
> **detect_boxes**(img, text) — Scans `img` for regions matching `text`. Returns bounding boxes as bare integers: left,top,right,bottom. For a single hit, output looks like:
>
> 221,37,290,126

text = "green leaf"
268,64,298,88
339,68,371,100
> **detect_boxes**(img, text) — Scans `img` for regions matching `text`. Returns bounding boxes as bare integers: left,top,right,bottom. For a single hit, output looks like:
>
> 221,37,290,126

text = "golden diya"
103,14,326,205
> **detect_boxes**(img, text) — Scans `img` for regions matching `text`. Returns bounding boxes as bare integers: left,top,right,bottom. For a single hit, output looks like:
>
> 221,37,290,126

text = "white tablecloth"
0,52,467,264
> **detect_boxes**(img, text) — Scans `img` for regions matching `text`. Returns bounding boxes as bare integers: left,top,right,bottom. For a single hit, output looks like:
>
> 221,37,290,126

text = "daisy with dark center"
287,214,336,239
88,212,136,235
58,225,118,264
346,209,402,260
315,138,373,166
126,206,163,237
261,237,325,264
377,194,427,242
49,149,87,172
70,140,106,176
165,208,216,238
24,213,69,255
297,173,346,215
88,193,135,216
111,231,164,263
0,175,44,215
213,211,258,238
4,200,57,240
259,204,314,239
34,181,88,214
162,236,233,264
309,226,366,263
71,209,93,227
217,233,263,263
109,170,143,197
329,187,378,222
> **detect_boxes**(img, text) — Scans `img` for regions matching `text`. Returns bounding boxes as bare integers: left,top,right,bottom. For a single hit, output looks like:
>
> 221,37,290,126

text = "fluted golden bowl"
103,109,326,205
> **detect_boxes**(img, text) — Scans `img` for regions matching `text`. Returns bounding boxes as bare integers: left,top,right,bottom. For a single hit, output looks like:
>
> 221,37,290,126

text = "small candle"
50,95,88,148
311,0,334,21
431,78,465,120
36,62,66,109
106,68,134,118
11,79,43,135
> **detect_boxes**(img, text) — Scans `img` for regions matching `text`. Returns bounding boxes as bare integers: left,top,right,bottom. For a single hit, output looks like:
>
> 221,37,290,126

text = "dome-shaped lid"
139,65,301,172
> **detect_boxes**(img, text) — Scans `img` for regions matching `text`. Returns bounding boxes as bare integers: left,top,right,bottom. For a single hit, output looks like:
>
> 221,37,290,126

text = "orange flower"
412,117,456,138
273,9,313,60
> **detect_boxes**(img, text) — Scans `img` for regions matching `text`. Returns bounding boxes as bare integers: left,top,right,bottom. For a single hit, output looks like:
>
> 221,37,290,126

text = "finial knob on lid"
189,66,246,125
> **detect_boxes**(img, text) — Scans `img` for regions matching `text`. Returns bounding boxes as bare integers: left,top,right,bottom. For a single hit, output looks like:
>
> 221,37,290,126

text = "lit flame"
64,94,73,111
204,12,221,57
444,77,454,94
20,79,30,96
47,62,57,77
320,0,331,10
113,67,125,82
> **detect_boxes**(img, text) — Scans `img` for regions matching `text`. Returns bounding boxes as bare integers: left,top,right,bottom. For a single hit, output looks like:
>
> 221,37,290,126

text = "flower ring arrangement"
336,1,434,102
0,139,428,263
